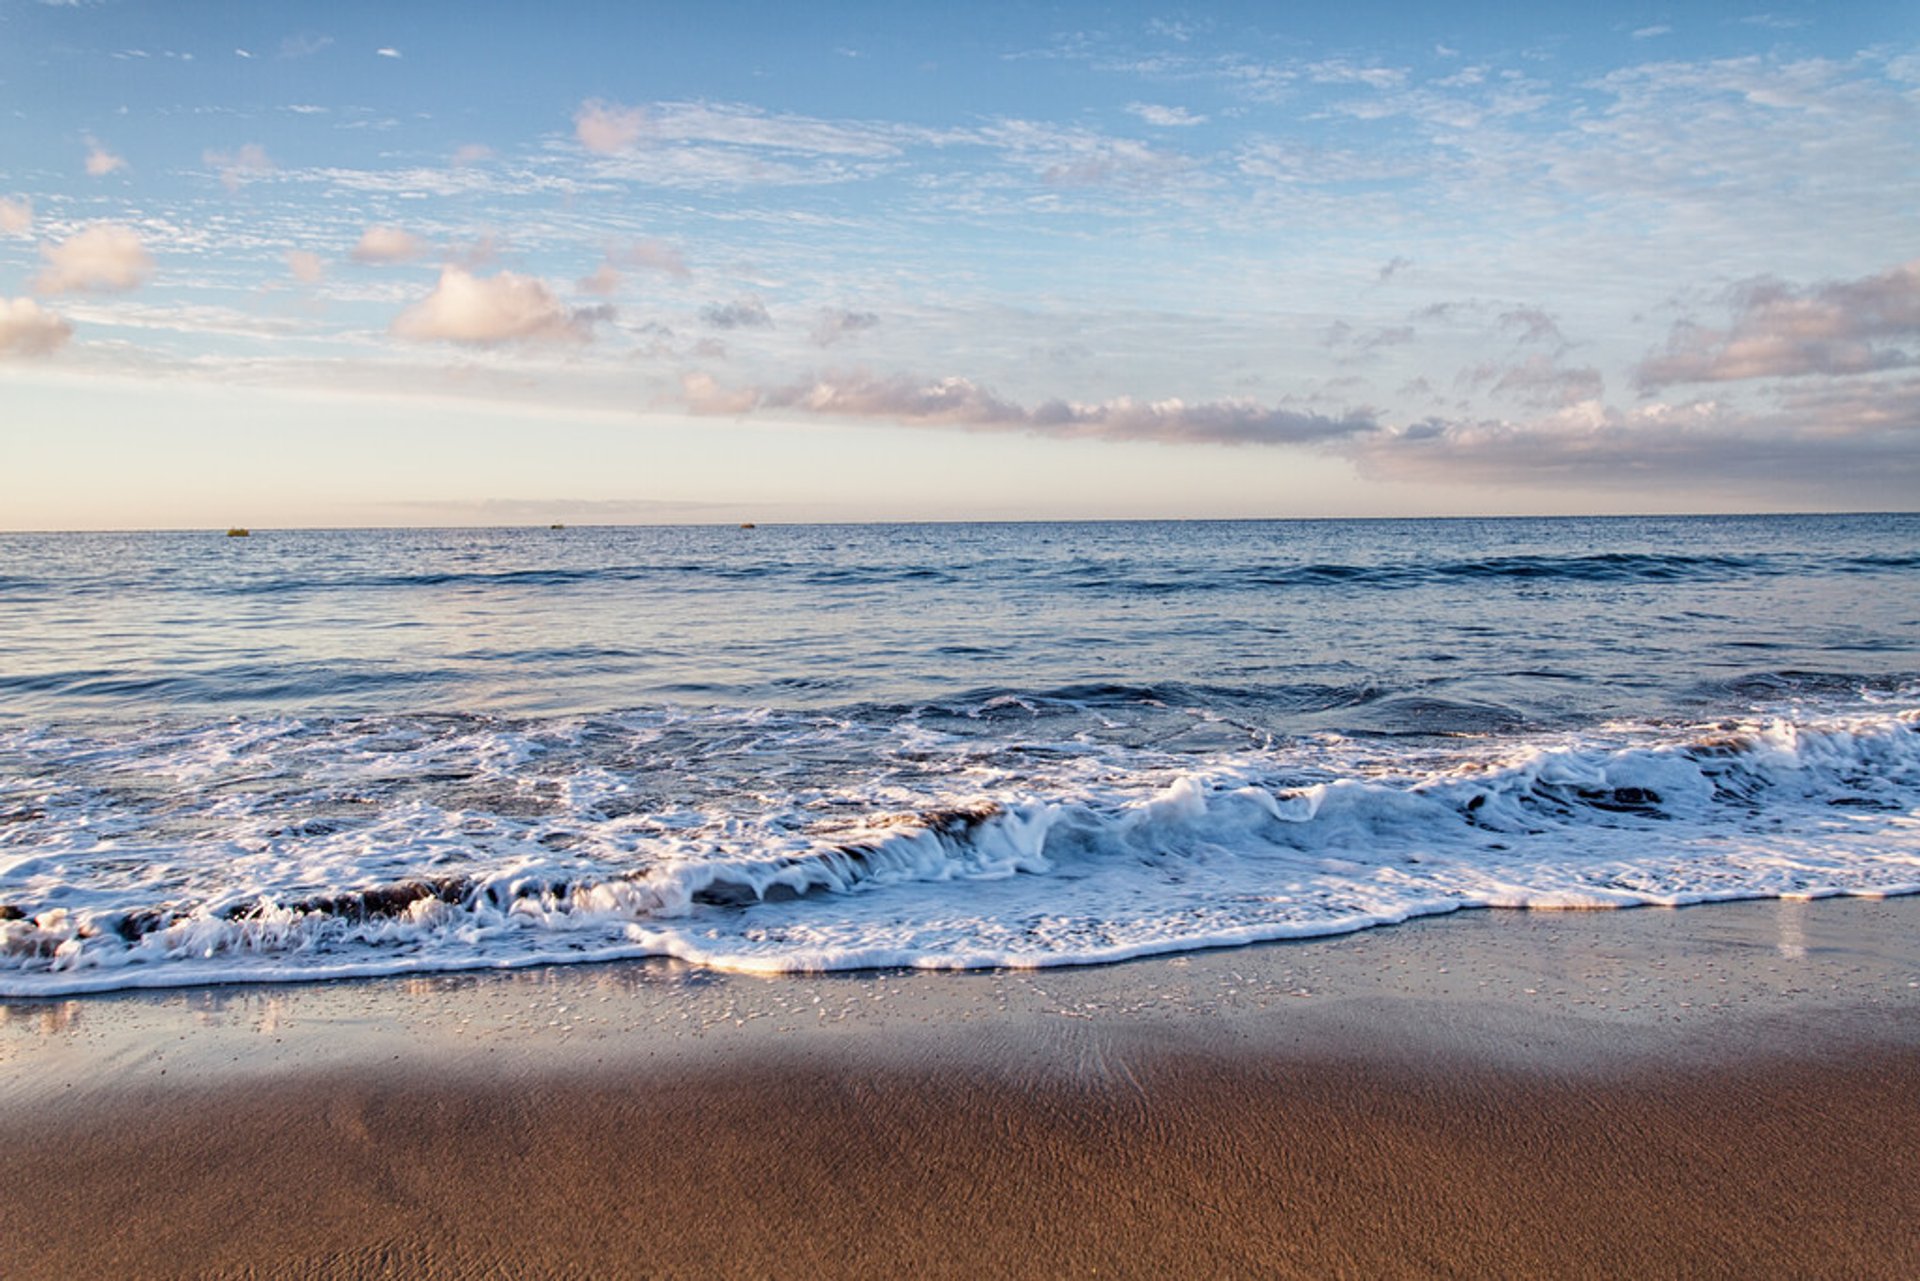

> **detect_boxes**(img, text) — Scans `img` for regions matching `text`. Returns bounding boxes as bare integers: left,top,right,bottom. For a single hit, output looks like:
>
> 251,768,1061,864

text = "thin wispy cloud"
0,197,31,234
280,33,333,59
1126,102,1209,127
203,143,274,192
683,368,1380,447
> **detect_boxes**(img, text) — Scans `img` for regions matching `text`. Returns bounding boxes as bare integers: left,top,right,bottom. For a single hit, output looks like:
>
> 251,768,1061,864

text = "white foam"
2,701,1918,995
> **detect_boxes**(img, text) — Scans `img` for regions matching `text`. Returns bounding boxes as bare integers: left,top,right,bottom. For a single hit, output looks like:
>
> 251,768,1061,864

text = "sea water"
2,515,1916,995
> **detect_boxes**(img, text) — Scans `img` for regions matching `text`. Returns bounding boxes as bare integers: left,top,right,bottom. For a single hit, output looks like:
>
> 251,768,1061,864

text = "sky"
1,0,1916,528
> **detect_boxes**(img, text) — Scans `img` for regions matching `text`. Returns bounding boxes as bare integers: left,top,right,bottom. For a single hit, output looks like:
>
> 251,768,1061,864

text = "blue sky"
2,0,1916,527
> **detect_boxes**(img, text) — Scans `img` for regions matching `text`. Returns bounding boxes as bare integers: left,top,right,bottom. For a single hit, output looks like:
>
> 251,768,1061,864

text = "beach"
6,895,1920,1278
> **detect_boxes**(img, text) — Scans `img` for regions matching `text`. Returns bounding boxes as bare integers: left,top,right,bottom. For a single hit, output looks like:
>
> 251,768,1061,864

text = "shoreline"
6,896,1920,1276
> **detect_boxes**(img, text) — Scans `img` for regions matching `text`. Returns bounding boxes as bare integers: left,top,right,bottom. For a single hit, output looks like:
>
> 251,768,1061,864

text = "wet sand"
5,897,1920,1278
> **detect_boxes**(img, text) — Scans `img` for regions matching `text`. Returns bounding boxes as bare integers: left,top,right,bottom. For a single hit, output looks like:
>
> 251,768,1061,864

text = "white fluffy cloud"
286,250,325,283
84,137,126,176
349,225,426,264
0,297,72,356
0,197,30,234
33,224,153,294
575,99,647,153
392,267,608,345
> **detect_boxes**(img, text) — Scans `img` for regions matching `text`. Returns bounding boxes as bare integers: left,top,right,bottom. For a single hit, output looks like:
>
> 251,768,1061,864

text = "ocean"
2,514,1917,996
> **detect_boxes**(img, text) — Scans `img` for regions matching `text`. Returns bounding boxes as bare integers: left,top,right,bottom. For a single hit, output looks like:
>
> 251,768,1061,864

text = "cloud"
701,297,772,329
451,143,495,166
1377,256,1411,283
392,267,610,345
1498,306,1566,348
1637,260,1920,390
84,137,125,176
681,371,760,415
1465,353,1605,408
350,225,427,264
1350,382,1920,505
811,308,880,346
577,264,622,296
287,250,324,284
1126,102,1209,127
1325,322,1415,352
1631,24,1672,39
682,368,1380,446
33,224,153,294
576,99,647,153
203,143,274,191
280,33,333,59
376,47,402,59
0,197,30,234
577,241,689,296
612,238,691,279
0,297,73,357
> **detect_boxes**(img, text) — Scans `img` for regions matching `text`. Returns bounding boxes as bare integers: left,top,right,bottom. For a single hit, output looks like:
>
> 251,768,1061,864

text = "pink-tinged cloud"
682,368,1379,446
33,224,153,294
614,238,690,279
576,99,647,153
287,250,325,283
204,143,274,191
0,297,72,356
0,197,30,235
451,143,495,166
1349,381,1920,505
576,263,623,296
350,225,427,264
1637,260,1920,390
392,267,610,346
84,138,126,177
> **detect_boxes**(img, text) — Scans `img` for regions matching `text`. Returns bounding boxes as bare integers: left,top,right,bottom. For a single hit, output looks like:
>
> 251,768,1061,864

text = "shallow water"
3,515,1917,994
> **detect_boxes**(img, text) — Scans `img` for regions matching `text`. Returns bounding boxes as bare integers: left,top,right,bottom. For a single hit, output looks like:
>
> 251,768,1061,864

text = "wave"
4,702,1916,995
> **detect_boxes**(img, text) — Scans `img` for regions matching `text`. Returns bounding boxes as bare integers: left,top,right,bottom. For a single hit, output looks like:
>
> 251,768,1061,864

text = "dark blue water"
2,514,1917,994
2,515,1915,729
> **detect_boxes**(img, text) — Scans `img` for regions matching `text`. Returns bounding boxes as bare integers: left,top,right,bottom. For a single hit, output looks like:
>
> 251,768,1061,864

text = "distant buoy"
226,528,250,537
739,522,756,530
549,523,566,530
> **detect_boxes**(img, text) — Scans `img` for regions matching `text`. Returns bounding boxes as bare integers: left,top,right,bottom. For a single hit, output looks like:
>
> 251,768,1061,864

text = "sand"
5,896,1920,1278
